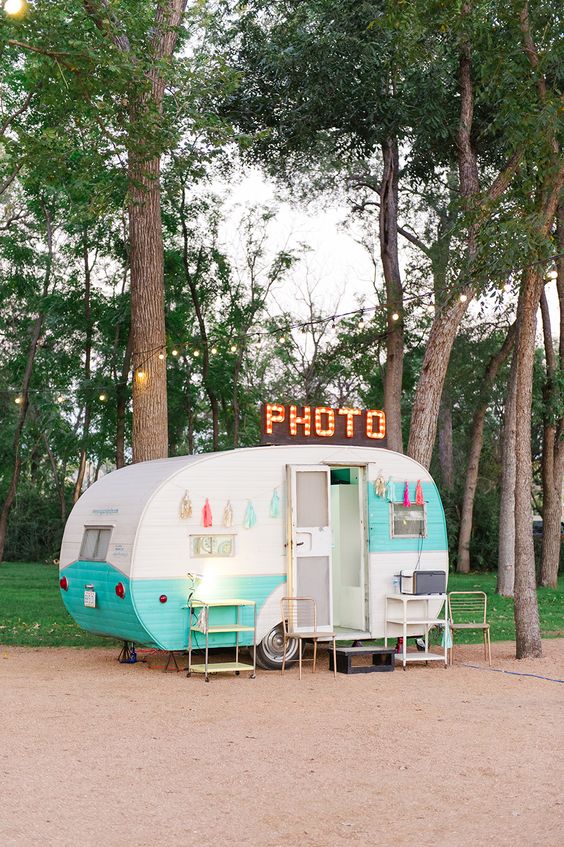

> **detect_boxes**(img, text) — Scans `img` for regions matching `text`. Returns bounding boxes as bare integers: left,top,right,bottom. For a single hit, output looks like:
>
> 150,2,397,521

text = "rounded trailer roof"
68,443,434,517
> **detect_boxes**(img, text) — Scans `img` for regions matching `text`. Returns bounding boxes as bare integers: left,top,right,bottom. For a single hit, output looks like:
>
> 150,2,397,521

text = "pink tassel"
403,482,411,508
415,480,424,506
202,498,212,527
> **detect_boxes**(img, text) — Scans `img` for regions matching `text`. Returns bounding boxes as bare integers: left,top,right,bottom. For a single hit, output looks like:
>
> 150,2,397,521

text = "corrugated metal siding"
59,561,155,645
367,481,448,553
132,574,287,650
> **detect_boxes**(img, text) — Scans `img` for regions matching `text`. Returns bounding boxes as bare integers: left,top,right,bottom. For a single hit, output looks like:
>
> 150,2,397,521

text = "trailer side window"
390,504,426,538
80,527,112,561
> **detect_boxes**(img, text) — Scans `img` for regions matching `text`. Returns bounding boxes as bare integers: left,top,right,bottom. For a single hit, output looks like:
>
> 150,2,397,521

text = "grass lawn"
0,562,562,648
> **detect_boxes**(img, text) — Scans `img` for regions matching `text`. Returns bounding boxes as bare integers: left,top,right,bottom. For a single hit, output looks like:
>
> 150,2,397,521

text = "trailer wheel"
255,623,299,670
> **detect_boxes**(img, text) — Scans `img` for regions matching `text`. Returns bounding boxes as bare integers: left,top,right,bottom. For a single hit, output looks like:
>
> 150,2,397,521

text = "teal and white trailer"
59,444,449,668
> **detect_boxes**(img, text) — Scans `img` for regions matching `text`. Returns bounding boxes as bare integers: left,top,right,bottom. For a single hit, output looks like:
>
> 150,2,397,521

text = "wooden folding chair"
448,591,491,666
281,597,337,679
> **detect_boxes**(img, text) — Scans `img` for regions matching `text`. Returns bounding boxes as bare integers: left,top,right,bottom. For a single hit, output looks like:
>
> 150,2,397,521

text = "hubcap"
261,624,297,664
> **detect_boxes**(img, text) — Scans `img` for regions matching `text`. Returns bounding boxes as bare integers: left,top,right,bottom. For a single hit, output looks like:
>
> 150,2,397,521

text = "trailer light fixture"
159,594,168,603
59,576,68,591
115,582,125,599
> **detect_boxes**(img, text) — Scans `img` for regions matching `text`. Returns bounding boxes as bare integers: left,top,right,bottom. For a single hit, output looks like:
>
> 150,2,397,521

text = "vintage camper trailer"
59,444,449,668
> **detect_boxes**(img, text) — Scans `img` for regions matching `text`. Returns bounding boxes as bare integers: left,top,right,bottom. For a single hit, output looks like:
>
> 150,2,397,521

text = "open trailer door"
286,465,333,631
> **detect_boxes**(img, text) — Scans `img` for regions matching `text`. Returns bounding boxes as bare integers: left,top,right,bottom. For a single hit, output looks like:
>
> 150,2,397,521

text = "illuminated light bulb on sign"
338,407,361,437
265,403,286,434
289,405,312,435
4,0,27,16
314,407,336,437
366,409,386,440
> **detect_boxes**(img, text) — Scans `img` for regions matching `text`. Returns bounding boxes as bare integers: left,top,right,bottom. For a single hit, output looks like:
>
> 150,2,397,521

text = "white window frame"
389,503,427,539
80,526,113,561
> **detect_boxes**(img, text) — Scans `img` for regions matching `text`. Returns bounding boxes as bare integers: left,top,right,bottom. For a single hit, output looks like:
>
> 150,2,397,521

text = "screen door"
287,465,333,630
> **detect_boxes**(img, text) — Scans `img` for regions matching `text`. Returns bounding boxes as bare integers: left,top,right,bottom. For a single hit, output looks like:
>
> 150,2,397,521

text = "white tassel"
180,491,192,519
223,500,233,527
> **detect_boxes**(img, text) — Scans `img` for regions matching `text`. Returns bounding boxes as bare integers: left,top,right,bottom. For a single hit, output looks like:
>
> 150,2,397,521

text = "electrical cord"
461,662,563,684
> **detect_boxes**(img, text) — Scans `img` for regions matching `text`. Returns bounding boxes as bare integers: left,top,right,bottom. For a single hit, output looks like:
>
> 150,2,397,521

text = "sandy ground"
1,641,563,847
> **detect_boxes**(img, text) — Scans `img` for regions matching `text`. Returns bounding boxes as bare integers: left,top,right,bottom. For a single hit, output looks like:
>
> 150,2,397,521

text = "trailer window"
80,527,112,561
390,504,426,538
190,535,235,558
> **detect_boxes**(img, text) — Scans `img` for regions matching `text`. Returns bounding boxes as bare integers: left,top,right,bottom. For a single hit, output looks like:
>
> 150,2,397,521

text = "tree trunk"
116,331,133,469
438,390,454,491
0,210,53,561
513,267,544,658
497,349,518,596
539,252,564,587
457,324,516,573
73,231,93,502
380,137,404,453
129,153,169,462
407,298,469,468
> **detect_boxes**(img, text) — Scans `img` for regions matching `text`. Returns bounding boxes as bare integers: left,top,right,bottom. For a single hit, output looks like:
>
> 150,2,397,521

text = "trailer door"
287,465,333,630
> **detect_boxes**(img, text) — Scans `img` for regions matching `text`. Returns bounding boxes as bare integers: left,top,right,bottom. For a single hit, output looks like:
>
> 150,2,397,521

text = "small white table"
384,593,448,670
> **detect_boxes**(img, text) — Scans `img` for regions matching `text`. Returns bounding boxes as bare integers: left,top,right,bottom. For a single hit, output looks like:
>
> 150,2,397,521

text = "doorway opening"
330,466,368,634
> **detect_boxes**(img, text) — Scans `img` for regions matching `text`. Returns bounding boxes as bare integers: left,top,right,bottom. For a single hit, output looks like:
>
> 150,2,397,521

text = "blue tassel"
270,488,280,518
244,501,257,529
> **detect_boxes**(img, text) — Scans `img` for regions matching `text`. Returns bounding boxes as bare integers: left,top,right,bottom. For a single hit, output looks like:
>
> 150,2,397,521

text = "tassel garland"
243,501,256,529
202,498,213,527
415,480,424,506
180,491,192,520
403,481,411,508
374,473,386,498
223,500,233,527
386,478,395,503
270,488,280,518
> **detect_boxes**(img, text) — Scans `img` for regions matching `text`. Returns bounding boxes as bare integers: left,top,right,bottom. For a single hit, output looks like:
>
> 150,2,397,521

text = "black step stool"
329,646,395,674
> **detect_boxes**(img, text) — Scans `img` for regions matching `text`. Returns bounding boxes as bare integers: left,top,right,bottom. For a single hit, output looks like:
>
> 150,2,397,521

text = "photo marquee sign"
260,403,387,447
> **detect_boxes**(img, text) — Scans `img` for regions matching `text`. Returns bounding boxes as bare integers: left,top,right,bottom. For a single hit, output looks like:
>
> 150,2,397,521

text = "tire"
254,622,299,670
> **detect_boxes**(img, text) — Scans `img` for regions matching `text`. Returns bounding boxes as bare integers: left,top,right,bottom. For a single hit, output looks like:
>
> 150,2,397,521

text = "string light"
158,352,165,360
391,312,400,321
171,349,179,357
193,349,200,358
211,346,218,355
230,344,237,353
14,396,22,405
4,0,28,17
56,395,65,404
503,282,512,293
136,370,146,381
459,293,468,303
99,393,107,402
279,334,286,343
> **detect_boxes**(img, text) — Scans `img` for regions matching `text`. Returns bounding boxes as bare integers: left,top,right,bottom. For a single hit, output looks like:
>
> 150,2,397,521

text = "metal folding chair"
281,597,337,679
448,591,491,666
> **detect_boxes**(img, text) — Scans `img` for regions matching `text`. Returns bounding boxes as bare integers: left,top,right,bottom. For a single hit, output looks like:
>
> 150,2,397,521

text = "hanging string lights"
3,250,562,405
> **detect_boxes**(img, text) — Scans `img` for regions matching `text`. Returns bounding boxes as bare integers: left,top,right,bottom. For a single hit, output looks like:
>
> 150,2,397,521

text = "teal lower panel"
61,564,287,651
133,574,287,651
367,481,448,553
60,561,154,646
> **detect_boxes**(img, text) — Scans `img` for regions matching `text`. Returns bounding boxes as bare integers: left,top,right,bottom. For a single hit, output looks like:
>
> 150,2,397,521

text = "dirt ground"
1,641,563,847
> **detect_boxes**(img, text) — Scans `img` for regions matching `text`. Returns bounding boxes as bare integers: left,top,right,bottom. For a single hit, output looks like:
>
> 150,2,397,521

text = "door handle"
296,542,305,547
